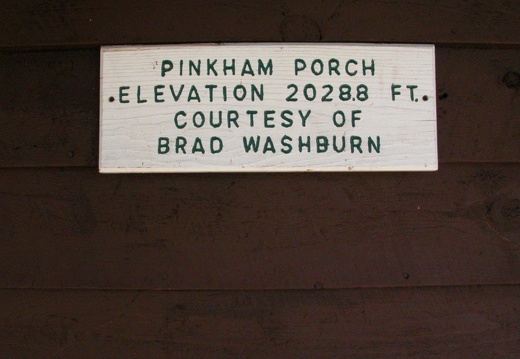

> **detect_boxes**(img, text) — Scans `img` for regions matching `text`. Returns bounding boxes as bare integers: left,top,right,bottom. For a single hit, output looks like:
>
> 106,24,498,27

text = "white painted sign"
100,43,437,172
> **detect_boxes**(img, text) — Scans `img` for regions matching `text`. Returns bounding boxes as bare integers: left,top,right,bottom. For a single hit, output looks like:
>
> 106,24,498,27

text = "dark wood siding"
1,1,519,357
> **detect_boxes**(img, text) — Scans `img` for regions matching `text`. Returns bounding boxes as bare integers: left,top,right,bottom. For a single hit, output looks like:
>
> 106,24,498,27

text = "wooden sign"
100,44,437,172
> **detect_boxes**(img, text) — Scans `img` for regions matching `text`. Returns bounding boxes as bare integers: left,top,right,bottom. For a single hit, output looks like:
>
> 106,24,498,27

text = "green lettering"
175,137,187,154
362,59,375,76
345,59,358,76
210,111,223,128
321,85,333,102
328,59,340,75
368,136,381,153
169,85,184,101
246,110,258,127
299,110,311,127
223,59,236,75
119,86,130,103
316,136,329,153
407,85,418,101
281,135,293,154
158,137,170,154
243,136,261,153
351,110,362,127
137,86,147,103
227,111,239,128
193,112,205,128
263,136,276,153
233,85,247,101
205,84,216,102
251,84,264,101
391,84,401,101
286,84,298,102
298,136,311,152
207,59,218,76
258,59,273,75
241,59,255,76
350,136,363,153
174,111,187,129
222,86,228,101
192,137,205,154
189,60,201,76
280,110,293,128
294,59,306,75
161,60,173,77
210,137,223,154
187,85,201,102
333,136,346,152
333,111,346,127
154,85,165,103
264,110,275,128
311,59,324,75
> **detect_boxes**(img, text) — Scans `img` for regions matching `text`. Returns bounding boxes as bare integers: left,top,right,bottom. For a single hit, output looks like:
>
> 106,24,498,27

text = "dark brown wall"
1,1,519,357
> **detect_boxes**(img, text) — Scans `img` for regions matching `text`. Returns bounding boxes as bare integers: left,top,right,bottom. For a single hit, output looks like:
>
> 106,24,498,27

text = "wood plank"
99,44,438,173
1,47,519,167
0,164,518,290
0,49,99,167
1,1,519,48
1,286,519,358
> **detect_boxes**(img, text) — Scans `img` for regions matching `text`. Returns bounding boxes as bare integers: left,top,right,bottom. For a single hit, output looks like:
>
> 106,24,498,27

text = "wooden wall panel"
436,49,520,162
0,164,518,290
0,49,99,167
1,1,519,48
1,286,519,358
1,2,519,357
1,48,519,167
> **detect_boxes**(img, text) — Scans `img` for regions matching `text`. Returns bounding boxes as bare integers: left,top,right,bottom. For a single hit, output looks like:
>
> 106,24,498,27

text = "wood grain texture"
1,47,519,167
0,164,518,290
1,0,519,48
1,286,519,358
2,2,519,358
0,49,99,167
100,44,437,172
